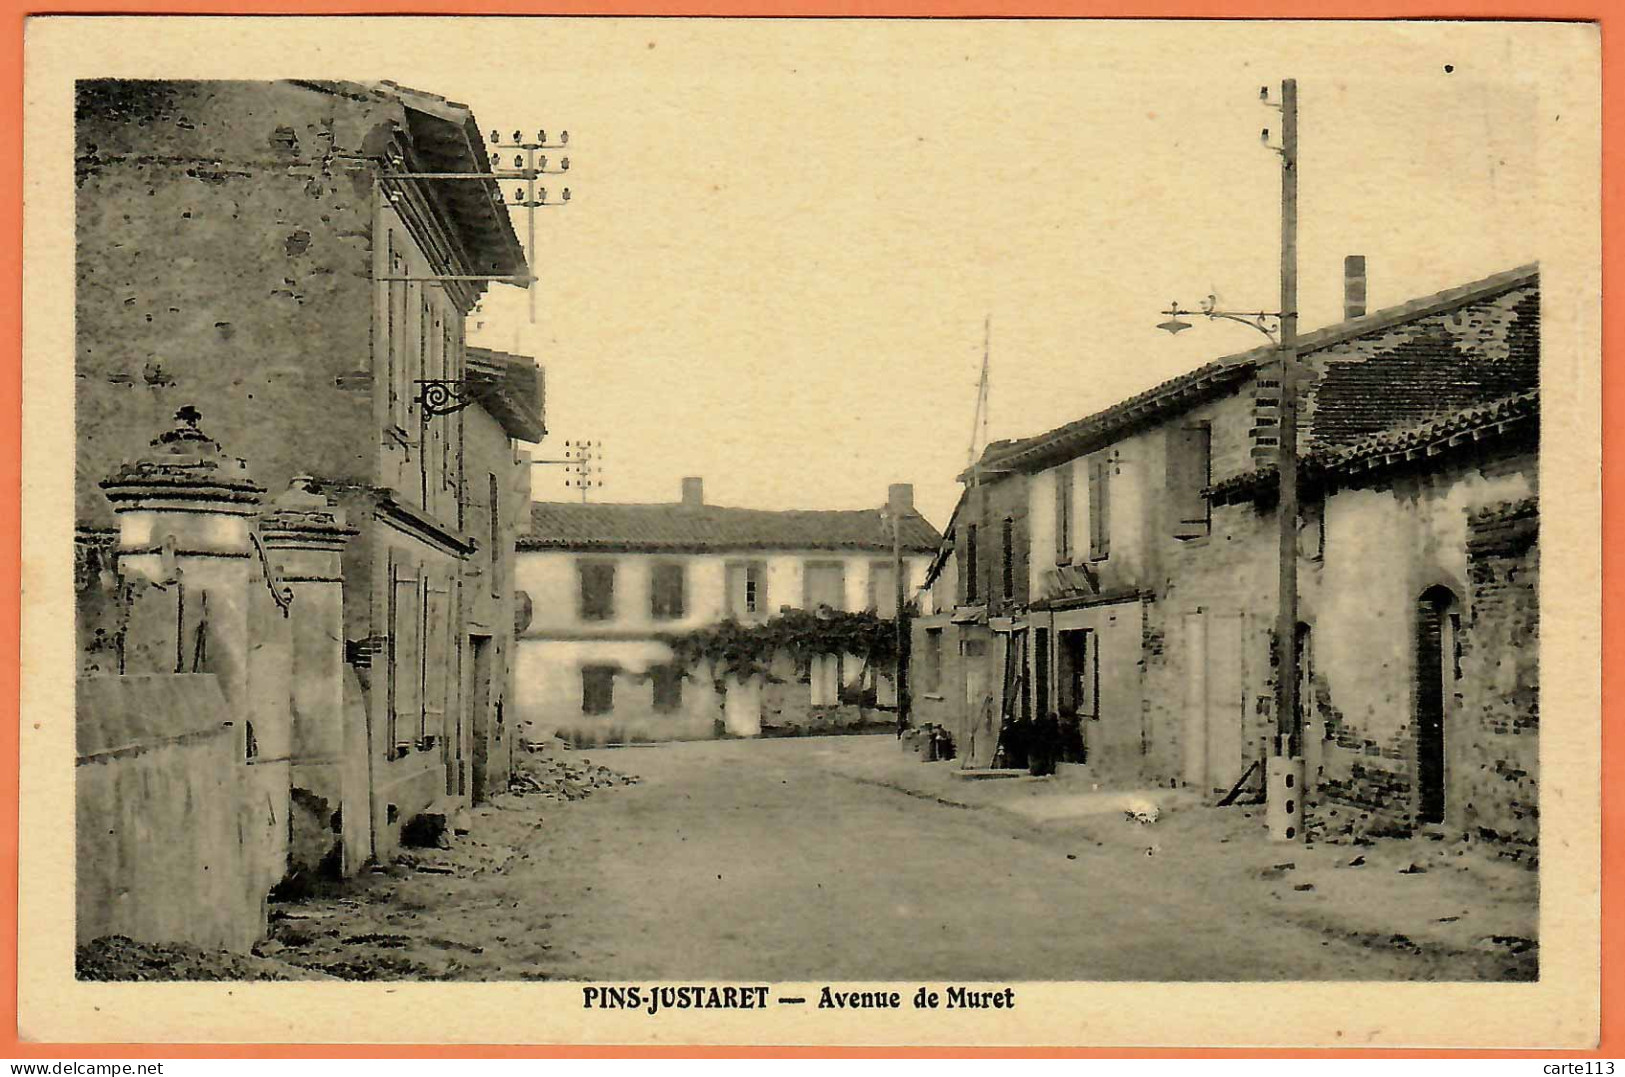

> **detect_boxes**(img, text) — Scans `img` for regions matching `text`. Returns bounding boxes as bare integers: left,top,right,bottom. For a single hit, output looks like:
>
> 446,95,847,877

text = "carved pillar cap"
259,476,360,551
100,405,265,516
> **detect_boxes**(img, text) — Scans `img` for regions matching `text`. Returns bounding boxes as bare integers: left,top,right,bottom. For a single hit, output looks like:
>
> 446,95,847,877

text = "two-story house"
74,79,540,864
513,480,940,745
910,443,1032,768
946,262,1539,848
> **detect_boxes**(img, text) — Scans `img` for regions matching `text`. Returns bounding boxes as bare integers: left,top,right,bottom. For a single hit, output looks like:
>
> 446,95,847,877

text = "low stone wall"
76,674,267,954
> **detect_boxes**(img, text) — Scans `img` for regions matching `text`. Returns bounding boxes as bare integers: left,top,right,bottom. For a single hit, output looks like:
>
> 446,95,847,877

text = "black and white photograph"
19,15,1602,1048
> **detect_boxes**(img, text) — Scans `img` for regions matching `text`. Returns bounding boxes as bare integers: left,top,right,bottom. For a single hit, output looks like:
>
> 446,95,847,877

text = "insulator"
562,188,572,202
538,130,548,145
514,187,525,203
560,157,571,171
512,130,522,143
513,154,524,169
1261,128,1270,143
559,131,570,145
490,129,500,144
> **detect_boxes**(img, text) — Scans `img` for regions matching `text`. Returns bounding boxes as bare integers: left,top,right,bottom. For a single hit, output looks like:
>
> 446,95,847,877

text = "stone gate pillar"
259,477,360,878
99,406,278,922
100,405,264,714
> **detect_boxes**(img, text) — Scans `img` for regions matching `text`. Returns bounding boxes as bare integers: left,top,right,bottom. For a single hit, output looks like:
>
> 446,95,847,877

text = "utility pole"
892,507,910,732
1270,78,1305,841
1156,80,1303,840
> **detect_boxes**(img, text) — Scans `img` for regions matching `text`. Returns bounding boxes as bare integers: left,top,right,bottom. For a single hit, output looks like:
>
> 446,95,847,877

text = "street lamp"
1157,78,1304,843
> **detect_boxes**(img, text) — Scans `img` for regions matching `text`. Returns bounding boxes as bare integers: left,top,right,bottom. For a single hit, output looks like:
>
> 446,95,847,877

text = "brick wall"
1455,498,1539,852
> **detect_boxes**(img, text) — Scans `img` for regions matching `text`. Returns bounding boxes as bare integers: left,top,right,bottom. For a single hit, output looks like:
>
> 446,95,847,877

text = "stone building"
911,262,1540,849
514,480,939,745
74,79,543,862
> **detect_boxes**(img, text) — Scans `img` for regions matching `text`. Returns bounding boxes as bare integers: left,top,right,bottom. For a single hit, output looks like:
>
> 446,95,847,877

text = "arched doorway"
1415,585,1461,825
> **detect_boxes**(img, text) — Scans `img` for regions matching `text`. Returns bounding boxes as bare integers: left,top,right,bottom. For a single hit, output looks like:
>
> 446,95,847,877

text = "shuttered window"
582,666,616,715
578,561,616,621
804,561,845,611
1167,423,1213,539
650,562,686,620
1001,518,1015,599
919,628,943,695
388,555,422,758
868,561,897,618
651,665,684,713
964,524,979,602
1087,459,1111,560
423,573,453,747
1055,463,1074,563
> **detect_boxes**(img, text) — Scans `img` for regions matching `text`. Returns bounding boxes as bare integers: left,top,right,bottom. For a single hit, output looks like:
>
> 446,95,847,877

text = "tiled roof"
367,81,528,280
1207,390,1538,504
520,501,942,554
986,263,1539,476
467,347,546,443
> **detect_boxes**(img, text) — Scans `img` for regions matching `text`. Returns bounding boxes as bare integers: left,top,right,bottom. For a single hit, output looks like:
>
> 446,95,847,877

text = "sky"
431,19,1555,529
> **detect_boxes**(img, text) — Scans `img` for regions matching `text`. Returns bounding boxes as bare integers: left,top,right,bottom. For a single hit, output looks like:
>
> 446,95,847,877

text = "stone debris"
508,746,641,802
75,934,332,981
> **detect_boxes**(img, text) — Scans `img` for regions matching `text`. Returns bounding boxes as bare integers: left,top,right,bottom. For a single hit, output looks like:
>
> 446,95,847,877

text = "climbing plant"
663,608,902,689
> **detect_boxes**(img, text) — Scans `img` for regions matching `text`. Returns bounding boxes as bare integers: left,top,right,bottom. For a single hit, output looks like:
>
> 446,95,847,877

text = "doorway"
470,635,494,803
1415,586,1460,825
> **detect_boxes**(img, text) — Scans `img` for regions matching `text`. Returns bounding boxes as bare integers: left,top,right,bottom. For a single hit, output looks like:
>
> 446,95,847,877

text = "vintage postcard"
18,14,1602,1048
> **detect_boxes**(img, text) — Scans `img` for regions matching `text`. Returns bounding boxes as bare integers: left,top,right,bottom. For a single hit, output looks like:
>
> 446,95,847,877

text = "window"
965,524,980,602
651,665,684,713
1058,628,1099,722
726,561,766,618
868,560,897,618
919,628,943,695
1055,463,1074,563
650,562,687,620
1088,458,1111,560
1001,517,1015,599
804,561,845,611
1168,423,1212,539
578,561,616,621
581,666,616,715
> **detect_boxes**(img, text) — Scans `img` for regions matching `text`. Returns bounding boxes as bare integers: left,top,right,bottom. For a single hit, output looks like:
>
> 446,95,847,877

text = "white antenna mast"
967,315,991,473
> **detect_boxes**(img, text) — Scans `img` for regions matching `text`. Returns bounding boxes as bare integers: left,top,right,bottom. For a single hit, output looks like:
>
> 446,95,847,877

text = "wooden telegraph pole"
1270,78,1305,842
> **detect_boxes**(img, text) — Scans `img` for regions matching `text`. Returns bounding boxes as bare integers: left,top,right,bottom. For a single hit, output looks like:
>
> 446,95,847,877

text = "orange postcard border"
1,0,1614,1059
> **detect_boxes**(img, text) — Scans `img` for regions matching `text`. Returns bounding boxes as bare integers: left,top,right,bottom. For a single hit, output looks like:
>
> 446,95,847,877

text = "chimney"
681,476,704,508
887,483,914,517
1343,255,1367,320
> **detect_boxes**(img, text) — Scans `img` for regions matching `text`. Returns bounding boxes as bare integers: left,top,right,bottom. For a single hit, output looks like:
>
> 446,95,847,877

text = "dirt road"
248,736,1533,982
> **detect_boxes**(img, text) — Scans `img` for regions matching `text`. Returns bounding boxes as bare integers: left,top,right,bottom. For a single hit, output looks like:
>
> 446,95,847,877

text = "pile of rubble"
508,746,640,802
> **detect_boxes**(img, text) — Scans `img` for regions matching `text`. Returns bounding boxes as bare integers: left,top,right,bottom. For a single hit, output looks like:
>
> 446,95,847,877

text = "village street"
155,734,1540,985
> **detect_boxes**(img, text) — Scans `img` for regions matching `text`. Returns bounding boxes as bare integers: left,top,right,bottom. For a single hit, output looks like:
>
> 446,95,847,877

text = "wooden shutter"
389,555,422,756
423,572,452,745
579,561,615,620
964,525,979,601
1001,518,1015,599
1055,464,1073,563
582,666,614,714
804,562,844,611
1088,459,1111,559
652,665,683,713
1168,425,1212,539
652,563,685,619
870,561,896,617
